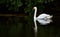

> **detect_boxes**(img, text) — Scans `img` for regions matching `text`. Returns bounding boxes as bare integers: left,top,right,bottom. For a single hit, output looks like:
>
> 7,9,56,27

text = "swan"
33,6,53,36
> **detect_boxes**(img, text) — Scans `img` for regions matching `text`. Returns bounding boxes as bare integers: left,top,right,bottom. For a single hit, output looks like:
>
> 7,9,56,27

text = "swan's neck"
34,7,37,19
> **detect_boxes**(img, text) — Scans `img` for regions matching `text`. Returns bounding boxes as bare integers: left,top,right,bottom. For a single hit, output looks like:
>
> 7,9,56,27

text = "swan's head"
33,7,37,10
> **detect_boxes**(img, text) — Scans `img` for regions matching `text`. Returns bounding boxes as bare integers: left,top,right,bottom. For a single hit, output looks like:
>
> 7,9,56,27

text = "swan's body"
36,13,53,25
33,7,53,37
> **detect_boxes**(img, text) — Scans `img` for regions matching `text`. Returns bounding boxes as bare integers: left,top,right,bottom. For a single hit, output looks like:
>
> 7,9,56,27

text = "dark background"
0,0,60,37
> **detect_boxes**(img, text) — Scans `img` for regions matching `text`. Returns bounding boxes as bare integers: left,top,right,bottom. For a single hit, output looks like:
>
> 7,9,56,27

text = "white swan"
33,6,53,36
36,13,53,25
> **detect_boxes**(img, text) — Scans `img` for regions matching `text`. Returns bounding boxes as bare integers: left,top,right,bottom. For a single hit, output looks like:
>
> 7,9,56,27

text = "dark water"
0,13,60,37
